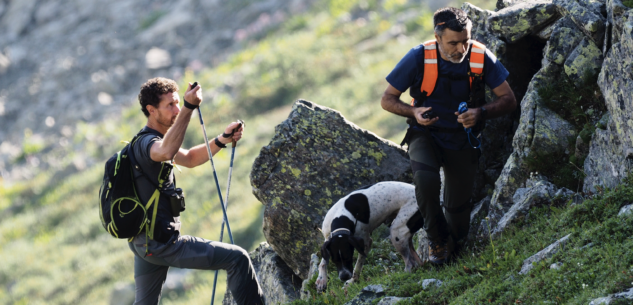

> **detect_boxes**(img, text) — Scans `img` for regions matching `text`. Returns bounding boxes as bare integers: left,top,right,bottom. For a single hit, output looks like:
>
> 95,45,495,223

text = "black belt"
426,126,464,133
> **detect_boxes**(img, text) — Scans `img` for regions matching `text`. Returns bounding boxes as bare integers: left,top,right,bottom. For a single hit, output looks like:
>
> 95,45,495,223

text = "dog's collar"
329,228,351,239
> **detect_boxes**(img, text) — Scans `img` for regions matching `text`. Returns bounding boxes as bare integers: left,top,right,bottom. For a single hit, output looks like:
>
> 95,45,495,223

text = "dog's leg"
391,230,416,272
409,235,425,266
316,258,329,293
345,236,372,287
391,221,426,272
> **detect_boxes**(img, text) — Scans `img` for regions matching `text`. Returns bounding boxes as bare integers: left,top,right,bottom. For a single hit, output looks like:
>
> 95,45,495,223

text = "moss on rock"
250,100,412,279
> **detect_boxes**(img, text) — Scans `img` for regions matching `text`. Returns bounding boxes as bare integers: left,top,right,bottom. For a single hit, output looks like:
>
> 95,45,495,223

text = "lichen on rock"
543,16,585,65
251,100,412,279
488,2,560,43
564,37,604,86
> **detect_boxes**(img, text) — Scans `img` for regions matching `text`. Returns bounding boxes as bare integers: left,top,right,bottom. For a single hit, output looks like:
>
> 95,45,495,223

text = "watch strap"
183,99,198,110
214,137,227,148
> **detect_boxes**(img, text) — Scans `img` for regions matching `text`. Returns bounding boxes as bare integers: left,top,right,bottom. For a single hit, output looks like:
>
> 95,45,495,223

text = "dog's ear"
321,240,331,261
348,236,366,256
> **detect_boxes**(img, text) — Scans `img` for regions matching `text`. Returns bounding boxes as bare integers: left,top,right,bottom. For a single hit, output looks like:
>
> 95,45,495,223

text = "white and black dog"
316,181,425,292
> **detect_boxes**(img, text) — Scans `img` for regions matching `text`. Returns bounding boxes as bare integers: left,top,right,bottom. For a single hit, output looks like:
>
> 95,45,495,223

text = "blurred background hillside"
0,0,495,303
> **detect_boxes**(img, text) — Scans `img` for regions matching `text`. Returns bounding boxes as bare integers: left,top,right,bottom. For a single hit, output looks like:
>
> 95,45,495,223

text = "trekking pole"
210,120,243,305
192,82,235,246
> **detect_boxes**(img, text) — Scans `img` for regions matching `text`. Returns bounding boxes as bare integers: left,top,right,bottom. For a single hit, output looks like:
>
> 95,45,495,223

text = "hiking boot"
428,238,449,265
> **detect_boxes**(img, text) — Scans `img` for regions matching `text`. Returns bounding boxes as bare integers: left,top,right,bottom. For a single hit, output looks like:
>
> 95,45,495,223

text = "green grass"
624,0,633,8
0,0,507,304
296,175,633,304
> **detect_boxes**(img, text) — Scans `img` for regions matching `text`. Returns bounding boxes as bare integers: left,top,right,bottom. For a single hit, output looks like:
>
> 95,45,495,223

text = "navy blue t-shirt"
386,42,509,150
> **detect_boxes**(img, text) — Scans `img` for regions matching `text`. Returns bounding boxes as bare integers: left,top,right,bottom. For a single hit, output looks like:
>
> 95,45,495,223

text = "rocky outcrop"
553,0,606,47
618,203,633,217
299,254,320,301
377,296,412,305
344,285,386,305
519,234,572,274
586,9,633,192
223,242,302,305
543,16,585,65
251,100,412,279
564,37,604,86
488,62,562,218
420,279,443,289
589,288,633,304
467,195,491,242
492,179,573,238
489,2,560,43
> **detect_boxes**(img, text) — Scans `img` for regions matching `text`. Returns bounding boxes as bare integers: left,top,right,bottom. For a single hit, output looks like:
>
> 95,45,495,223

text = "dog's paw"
316,277,327,293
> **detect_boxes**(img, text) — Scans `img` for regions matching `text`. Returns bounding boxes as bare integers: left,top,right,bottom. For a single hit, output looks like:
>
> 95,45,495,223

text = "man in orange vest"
381,7,517,265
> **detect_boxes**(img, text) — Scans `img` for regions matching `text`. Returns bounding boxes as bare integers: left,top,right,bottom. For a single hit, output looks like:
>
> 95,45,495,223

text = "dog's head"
321,233,365,281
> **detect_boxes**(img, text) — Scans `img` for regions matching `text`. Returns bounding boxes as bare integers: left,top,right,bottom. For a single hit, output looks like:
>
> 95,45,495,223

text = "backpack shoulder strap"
468,40,486,78
467,40,488,109
419,40,439,100
127,130,167,193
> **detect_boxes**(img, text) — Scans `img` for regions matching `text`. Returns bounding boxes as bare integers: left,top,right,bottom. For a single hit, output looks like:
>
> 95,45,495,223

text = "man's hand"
414,107,439,126
455,108,481,129
184,82,202,106
219,121,244,145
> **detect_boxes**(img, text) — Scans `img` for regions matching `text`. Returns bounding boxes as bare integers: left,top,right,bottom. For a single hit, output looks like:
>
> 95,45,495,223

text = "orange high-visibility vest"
411,40,486,106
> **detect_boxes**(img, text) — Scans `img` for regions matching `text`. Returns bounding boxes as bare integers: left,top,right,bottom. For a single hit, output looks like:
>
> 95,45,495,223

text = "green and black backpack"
98,131,169,241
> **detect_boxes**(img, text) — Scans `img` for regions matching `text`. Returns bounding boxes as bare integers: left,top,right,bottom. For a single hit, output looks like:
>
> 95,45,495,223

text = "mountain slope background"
0,0,501,304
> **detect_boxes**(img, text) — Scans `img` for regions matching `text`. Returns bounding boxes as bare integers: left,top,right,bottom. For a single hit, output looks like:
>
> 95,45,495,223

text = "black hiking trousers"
408,129,480,244
128,233,264,305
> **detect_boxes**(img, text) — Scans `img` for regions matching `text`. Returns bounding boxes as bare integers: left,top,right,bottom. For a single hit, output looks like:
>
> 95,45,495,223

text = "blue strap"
465,127,481,149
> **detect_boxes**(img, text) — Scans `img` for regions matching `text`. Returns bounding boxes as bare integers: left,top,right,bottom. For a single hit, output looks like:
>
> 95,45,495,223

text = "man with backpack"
381,7,517,265
128,77,264,304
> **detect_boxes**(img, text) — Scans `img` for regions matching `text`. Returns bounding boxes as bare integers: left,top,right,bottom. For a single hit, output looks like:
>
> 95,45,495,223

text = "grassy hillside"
298,178,633,304
0,0,502,304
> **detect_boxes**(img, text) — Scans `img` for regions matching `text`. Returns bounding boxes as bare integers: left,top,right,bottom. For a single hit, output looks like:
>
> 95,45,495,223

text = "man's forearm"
381,93,415,118
158,108,194,160
178,140,224,168
481,93,517,120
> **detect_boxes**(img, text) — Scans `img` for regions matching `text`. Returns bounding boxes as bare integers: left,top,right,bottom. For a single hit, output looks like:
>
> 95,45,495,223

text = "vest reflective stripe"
469,40,486,76
416,40,439,105
414,40,487,106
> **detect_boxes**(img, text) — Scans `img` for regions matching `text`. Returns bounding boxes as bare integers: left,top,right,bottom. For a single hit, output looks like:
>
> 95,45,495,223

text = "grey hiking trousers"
128,233,264,305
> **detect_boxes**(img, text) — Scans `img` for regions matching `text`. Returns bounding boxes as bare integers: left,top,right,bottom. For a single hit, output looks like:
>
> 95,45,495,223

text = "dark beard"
157,112,176,128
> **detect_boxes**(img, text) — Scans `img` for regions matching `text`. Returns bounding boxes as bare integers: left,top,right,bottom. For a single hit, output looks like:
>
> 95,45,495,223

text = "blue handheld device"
458,102,481,149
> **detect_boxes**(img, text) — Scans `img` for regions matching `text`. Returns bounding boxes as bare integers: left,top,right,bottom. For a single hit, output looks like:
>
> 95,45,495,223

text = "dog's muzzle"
338,269,352,281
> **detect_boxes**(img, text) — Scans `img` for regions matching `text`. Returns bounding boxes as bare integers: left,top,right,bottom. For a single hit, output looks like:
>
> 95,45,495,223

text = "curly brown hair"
138,77,179,117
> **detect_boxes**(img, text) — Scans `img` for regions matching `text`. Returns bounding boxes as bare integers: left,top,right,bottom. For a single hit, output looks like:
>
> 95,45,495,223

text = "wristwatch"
480,107,488,121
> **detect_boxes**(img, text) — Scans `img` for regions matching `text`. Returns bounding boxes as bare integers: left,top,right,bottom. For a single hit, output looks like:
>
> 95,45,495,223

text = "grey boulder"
344,285,386,305
489,2,560,43
589,288,633,304
553,0,606,46
618,204,633,217
223,242,302,305
564,37,604,86
544,16,585,65
519,234,572,275
251,100,412,279
492,179,572,238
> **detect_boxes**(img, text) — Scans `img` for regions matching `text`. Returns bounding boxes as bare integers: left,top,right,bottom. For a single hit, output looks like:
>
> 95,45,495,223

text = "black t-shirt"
131,126,180,243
